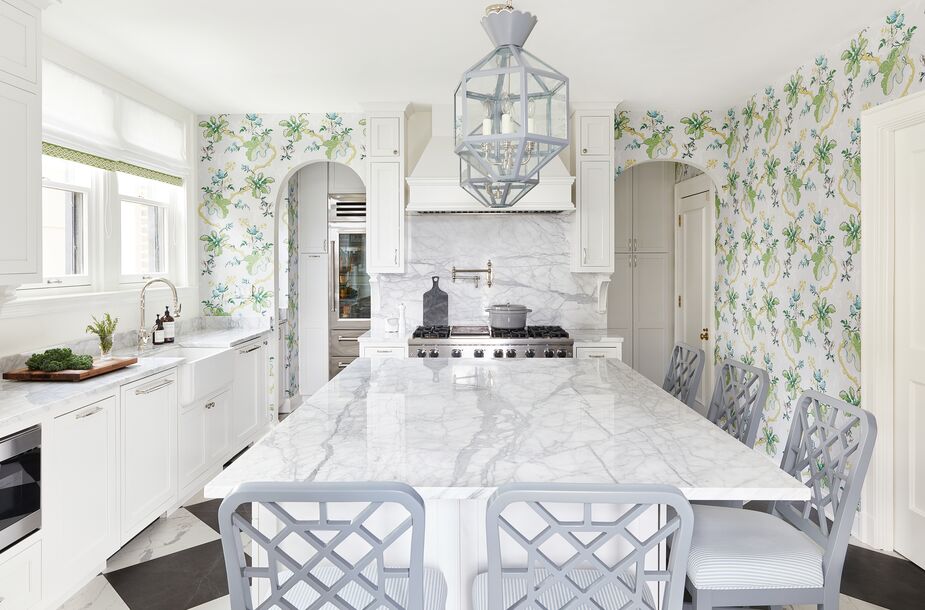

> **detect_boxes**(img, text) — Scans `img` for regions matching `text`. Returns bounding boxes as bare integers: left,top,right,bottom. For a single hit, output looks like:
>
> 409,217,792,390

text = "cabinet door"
575,160,613,271
206,390,231,464
607,254,634,368
179,390,230,494
48,397,117,597
233,339,268,448
633,253,673,385
121,372,177,542
0,80,39,282
367,162,403,272
367,116,401,158
329,162,365,193
298,162,328,254
633,162,675,253
0,0,38,88
614,167,633,252
578,115,612,156
0,537,41,610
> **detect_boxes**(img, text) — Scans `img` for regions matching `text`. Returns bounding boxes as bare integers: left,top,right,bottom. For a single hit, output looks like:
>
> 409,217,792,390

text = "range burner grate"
412,325,451,339
489,325,570,339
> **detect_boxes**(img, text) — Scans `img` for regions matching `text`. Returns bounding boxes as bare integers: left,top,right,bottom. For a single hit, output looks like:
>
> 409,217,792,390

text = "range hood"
406,106,575,214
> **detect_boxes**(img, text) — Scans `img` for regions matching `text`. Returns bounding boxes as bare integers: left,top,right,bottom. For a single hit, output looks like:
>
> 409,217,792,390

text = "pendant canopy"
454,4,570,208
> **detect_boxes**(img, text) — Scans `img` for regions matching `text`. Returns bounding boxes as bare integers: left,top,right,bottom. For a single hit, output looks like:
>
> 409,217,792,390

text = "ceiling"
43,1,895,114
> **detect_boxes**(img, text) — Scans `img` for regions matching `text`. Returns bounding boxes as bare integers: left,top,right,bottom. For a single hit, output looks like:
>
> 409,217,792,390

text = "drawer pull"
337,362,349,369
588,354,607,358
76,406,103,419
337,336,359,342
205,401,216,410
239,345,261,354
375,349,393,354
135,379,175,395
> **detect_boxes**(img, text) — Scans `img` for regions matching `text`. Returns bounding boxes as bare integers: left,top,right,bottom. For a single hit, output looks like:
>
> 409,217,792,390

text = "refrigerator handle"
330,240,336,313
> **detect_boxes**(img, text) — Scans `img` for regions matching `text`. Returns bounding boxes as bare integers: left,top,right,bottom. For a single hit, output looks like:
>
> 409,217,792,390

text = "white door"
893,120,925,568
675,175,715,412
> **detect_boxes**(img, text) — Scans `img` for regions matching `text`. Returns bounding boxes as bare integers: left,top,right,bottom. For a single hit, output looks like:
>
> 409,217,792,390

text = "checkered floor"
58,493,921,610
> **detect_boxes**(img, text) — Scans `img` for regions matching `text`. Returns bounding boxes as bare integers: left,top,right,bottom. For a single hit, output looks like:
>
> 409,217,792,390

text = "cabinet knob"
393,149,399,156
205,401,216,410
582,148,588,154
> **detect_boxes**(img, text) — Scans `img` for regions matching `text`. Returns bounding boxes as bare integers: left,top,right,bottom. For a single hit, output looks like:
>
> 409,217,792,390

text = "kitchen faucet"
138,277,181,350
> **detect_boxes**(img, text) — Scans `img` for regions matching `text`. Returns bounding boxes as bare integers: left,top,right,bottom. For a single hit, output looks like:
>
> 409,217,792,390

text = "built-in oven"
0,425,41,552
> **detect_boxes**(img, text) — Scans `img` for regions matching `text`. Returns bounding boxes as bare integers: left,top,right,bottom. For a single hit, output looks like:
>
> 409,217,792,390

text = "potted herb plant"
86,313,119,361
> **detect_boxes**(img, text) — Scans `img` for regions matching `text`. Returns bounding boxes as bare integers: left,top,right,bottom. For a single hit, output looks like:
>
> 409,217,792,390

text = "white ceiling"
43,1,893,114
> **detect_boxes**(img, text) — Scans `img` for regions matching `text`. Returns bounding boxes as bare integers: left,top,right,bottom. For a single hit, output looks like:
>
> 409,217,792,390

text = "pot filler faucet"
138,277,181,350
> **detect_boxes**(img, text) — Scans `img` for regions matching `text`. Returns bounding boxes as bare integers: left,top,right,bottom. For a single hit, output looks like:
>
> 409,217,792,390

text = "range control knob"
473,349,485,358
451,349,462,358
493,348,504,358
429,348,440,358
525,348,536,358
556,349,568,358
544,347,555,358
506,348,517,358
416,348,427,358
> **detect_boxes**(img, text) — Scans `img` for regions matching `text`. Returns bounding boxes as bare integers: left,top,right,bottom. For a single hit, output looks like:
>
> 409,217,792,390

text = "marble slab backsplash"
373,214,608,331
0,315,265,373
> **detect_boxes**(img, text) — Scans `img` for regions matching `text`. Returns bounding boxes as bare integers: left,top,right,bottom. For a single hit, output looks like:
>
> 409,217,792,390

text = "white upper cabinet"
614,167,633,252
298,162,328,255
632,161,675,252
329,161,365,194
367,116,401,159
0,0,40,286
572,105,616,273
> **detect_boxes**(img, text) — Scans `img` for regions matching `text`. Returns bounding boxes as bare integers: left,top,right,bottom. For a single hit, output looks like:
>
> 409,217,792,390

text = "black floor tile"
186,498,251,535
104,540,228,610
842,544,925,609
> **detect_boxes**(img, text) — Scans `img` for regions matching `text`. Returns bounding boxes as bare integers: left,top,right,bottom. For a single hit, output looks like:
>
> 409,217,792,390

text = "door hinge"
678,295,682,308
678,215,682,227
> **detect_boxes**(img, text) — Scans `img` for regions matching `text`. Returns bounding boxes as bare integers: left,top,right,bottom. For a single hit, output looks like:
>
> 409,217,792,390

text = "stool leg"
691,588,712,610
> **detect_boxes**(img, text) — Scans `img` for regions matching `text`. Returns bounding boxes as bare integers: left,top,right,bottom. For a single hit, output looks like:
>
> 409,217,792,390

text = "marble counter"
205,357,807,502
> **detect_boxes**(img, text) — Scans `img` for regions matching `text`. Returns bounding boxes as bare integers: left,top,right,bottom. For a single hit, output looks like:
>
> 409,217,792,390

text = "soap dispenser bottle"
163,307,175,343
153,316,165,345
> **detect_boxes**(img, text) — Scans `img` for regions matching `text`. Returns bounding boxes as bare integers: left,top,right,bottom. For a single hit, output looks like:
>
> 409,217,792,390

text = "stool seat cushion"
472,567,656,609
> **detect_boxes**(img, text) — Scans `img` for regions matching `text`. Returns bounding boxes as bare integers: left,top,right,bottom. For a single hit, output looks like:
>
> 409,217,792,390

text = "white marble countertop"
568,328,625,344
0,326,270,432
205,358,808,503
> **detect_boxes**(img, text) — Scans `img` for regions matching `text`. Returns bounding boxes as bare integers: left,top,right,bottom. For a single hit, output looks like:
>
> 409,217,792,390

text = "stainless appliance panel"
0,425,41,552
329,328,364,357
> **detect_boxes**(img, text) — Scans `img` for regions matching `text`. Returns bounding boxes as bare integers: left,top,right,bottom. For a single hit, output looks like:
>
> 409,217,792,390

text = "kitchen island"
205,357,808,608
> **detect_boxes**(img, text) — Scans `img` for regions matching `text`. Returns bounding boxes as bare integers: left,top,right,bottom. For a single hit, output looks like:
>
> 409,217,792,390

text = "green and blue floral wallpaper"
614,4,925,460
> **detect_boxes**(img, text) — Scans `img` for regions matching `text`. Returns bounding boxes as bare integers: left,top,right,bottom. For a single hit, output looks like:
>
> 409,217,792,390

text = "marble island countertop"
205,357,808,503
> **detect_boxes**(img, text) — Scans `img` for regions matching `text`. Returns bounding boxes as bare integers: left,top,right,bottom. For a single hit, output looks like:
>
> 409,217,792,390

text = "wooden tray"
3,357,138,382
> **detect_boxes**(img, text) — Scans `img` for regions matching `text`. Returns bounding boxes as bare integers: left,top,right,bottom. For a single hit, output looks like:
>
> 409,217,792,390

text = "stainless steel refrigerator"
328,195,370,378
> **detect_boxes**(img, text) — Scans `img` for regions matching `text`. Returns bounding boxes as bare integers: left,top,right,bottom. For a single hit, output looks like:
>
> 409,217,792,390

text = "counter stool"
218,481,447,610
706,359,770,448
685,390,877,609
662,342,706,408
472,483,694,610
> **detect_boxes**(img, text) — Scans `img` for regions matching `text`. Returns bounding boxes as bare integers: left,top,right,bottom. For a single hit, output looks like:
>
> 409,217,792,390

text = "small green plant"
86,313,119,353
26,348,93,372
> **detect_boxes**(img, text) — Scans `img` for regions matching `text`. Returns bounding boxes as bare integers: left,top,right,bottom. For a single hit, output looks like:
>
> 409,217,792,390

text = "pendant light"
454,2,570,208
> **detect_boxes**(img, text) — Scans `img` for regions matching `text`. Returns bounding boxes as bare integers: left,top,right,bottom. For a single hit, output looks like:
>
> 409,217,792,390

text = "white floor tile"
57,575,130,610
189,594,231,610
104,507,220,572
183,488,208,507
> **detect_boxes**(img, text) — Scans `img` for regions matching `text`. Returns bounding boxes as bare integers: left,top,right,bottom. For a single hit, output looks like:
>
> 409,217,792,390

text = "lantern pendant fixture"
454,2,570,208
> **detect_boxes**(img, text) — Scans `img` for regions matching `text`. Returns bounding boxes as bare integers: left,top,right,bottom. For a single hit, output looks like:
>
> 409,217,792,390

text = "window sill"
0,284,196,320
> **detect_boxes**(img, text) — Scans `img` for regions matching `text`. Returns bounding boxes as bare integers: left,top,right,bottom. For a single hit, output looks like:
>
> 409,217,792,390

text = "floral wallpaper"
614,4,925,460
282,173,299,399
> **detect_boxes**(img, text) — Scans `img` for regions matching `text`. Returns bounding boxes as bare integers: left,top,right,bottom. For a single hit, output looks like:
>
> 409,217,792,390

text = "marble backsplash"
373,214,608,331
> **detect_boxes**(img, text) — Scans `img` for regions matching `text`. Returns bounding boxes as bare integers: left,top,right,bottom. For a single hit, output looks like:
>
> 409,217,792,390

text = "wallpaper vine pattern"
614,5,925,460
282,174,299,399
197,112,366,410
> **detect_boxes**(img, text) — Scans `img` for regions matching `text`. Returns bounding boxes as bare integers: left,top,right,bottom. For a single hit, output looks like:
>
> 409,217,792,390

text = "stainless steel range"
408,325,573,359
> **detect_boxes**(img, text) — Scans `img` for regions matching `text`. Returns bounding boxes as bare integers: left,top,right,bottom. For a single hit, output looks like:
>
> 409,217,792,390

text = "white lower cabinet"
359,344,406,358
120,371,178,542
178,389,230,501
232,338,268,448
0,536,41,610
575,345,623,360
45,396,118,602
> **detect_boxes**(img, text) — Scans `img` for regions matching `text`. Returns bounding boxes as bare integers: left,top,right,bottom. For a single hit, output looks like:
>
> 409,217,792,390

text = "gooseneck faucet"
138,277,181,350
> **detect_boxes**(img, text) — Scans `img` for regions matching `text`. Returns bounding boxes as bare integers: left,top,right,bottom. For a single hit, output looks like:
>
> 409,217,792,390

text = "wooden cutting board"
3,357,138,382
422,276,449,327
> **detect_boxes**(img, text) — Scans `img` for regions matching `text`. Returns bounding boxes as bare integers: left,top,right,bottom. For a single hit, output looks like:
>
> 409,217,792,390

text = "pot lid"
486,302,531,312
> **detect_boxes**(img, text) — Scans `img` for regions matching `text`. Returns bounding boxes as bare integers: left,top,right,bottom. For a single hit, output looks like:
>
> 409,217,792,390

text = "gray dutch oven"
485,303,532,329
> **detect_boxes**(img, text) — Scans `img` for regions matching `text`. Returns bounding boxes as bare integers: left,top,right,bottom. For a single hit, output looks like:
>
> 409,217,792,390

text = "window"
118,172,180,283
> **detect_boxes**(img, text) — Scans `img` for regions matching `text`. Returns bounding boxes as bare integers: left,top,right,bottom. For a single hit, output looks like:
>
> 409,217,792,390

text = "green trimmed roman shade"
42,142,184,187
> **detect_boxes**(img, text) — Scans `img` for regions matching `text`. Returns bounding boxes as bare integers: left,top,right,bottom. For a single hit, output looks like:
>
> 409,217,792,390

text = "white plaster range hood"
406,105,575,213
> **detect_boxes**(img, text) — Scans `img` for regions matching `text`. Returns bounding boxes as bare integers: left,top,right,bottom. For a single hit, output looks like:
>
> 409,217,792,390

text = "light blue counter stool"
218,481,447,610
706,359,770,448
685,390,877,609
662,342,705,409
472,483,694,610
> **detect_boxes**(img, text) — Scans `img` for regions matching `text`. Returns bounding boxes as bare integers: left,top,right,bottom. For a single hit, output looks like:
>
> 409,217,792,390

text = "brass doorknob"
700,328,710,341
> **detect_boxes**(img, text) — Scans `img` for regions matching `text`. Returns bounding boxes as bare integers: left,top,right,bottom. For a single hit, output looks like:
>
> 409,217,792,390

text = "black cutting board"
422,276,448,326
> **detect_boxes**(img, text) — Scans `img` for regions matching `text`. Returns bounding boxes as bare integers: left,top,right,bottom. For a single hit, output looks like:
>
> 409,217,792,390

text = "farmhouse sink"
157,346,234,405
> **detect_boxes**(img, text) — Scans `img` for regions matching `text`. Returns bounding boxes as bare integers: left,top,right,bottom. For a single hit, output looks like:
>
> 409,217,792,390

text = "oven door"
0,426,41,552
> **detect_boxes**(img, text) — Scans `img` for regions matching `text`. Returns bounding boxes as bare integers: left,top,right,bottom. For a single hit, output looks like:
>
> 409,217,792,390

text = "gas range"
408,325,573,359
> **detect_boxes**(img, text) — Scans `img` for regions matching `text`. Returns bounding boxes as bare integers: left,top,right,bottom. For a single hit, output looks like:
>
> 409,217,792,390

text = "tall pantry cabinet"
607,162,676,384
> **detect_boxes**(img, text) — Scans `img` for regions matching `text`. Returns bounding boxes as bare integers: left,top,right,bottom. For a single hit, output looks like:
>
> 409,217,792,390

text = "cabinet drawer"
0,537,41,609
575,346,622,360
329,356,356,379
360,345,405,358
330,329,364,357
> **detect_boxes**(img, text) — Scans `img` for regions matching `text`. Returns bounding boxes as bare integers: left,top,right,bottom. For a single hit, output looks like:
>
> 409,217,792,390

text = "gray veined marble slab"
205,358,808,502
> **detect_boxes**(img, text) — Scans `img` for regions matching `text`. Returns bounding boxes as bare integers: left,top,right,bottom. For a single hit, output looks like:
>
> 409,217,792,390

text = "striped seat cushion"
687,504,824,590
472,568,657,609
277,566,447,609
